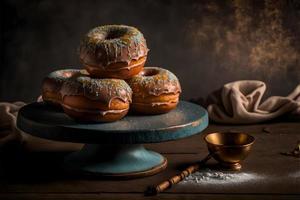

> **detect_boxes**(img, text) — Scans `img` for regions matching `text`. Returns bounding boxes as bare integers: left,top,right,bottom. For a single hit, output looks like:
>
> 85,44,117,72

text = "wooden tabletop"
0,122,300,200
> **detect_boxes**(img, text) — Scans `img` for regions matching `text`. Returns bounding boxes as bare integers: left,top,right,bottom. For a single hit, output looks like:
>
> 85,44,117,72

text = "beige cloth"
0,102,82,152
207,80,300,124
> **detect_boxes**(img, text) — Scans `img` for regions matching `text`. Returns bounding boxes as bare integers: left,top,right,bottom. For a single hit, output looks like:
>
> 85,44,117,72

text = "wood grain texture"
1,122,300,199
0,193,299,200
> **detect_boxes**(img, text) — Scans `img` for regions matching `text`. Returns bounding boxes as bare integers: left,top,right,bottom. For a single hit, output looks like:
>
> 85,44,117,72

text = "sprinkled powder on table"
180,169,264,185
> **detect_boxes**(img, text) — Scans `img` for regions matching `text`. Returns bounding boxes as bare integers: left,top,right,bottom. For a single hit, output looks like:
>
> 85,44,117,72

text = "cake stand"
17,101,208,178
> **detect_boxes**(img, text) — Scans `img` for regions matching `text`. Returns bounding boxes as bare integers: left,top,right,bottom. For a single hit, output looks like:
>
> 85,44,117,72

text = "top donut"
79,25,149,79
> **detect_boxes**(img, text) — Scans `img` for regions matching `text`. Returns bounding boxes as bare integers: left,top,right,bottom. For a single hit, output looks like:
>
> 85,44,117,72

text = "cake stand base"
63,144,167,178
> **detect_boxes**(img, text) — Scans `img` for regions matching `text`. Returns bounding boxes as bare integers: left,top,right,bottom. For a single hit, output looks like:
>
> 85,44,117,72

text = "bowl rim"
204,132,255,148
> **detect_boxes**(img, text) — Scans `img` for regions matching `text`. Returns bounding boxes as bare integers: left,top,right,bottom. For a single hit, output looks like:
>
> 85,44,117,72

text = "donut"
127,67,181,114
79,25,149,79
42,69,88,105
60,77,132,122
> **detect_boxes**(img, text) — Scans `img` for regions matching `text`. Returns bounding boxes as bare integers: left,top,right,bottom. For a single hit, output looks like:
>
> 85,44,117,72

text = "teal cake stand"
17,101,208,178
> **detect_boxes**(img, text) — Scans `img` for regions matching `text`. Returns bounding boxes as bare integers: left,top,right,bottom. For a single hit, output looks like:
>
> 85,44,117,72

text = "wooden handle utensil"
145,153,212,196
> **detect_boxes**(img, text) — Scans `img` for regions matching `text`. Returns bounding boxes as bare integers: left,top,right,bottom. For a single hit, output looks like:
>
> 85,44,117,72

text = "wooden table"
0,122,299,200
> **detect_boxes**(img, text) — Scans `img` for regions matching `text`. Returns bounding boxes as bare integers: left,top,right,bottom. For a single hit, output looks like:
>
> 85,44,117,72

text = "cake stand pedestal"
17,101,208,178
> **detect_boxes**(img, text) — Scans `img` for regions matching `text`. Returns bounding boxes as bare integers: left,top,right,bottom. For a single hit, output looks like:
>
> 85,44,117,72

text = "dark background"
1,0,300,102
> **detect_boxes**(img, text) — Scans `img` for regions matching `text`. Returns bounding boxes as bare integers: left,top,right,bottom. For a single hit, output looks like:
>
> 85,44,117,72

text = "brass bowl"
204,132,255,170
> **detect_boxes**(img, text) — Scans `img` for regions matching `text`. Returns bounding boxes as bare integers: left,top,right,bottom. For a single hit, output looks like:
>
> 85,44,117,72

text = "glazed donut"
127,67,181,114
60,77,132,122
42,69,88,105
79,25,149,79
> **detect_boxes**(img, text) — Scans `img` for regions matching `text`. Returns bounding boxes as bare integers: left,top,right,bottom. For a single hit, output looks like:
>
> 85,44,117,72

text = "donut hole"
141,68,160,77
106,29,128,40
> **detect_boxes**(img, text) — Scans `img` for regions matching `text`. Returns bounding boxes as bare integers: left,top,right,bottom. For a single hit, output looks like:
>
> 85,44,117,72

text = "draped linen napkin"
0,102,82,151
207,80,300,124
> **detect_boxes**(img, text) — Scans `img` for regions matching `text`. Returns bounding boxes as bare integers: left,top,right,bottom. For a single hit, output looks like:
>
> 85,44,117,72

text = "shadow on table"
0,141,72,183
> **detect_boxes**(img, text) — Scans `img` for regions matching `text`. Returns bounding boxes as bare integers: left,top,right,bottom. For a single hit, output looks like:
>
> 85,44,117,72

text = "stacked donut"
42,25,181,122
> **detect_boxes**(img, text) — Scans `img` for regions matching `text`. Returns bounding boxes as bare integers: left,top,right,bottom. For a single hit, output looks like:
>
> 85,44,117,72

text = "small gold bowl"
204,132,255,170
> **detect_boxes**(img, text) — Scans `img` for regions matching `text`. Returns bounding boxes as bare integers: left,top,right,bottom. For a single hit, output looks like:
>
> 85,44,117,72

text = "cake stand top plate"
17,101,208,144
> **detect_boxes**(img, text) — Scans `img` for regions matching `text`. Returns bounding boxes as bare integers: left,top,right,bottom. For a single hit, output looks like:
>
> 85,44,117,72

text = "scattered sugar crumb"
180,169,263,185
